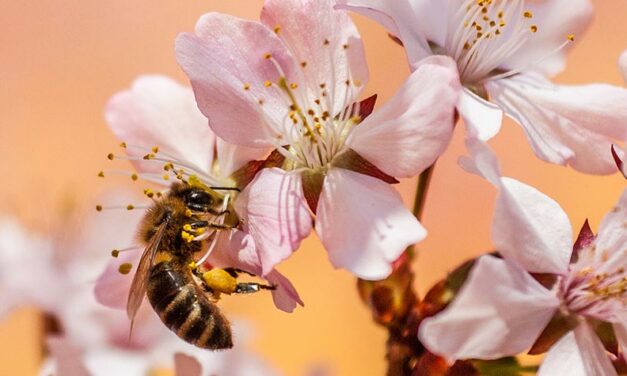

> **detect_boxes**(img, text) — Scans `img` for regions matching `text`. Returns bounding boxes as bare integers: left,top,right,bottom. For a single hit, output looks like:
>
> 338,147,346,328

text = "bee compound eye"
186,190,214,209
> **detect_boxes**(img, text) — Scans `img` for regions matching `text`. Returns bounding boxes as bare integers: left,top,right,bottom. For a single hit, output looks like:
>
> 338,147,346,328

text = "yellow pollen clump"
185,208,193,217
118,263,133,275
183,224,193,232
181,231,195,243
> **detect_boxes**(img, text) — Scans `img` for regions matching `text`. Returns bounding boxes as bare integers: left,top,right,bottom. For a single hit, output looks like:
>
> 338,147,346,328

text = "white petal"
574,322,618,376
105,75,215,174
316,168,425,280
493,177,573,274
594,189,627,270
419,255,559,360
458,89,503,141
538,331,586,376
216,138,269,178
457,137,502,187
347,55,460,178
336,0,433,64
501,0,593,77
487,75,627,174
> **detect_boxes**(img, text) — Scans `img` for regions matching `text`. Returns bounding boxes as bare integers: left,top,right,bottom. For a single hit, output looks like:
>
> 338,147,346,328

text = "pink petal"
536,326,618,376
458,89,503,141
315,168,425,280
105,75,215,174
487,74,627,174
174,353,202,376
620,50,627,84
234,168,312,276
460,139,573,274
94,250,140,310
336,0,434,64
501,0,593,77
347,55,460,178
261,0,368,115
419,255,560,361
265,269,304,313
176,13,301,148
46,336,90,376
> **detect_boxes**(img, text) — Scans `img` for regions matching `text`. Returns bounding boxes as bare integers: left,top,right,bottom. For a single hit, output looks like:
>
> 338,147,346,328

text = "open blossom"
97,75,304,312
419,140,627,375
338,0,627,174
175,0,460,280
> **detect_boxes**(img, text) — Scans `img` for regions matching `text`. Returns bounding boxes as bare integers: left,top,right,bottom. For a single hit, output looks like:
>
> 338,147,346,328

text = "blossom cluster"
89,0,627,375
71,0,627,374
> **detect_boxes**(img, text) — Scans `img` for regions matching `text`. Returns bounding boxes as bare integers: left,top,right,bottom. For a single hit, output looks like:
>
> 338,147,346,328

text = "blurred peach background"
0,0,625,375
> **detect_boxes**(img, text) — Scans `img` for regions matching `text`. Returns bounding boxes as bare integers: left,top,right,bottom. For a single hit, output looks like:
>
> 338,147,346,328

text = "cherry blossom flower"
98,75,304,312
418,140,627,374
337,0,627,174
613,50,627,178
175,0,461,280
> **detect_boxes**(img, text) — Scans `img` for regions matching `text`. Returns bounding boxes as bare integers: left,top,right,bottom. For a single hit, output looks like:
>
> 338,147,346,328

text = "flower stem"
357,164,437,376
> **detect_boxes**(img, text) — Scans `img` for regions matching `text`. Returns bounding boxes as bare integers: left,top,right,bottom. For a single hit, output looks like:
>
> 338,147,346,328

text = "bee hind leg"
235,282,276,294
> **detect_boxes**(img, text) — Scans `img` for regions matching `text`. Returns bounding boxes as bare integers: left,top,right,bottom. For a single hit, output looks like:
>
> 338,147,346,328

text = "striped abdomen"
146,257,233,349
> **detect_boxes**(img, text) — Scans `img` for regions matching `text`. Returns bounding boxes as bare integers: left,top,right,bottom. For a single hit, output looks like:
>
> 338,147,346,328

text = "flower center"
561,247,627,322
445,0,538,85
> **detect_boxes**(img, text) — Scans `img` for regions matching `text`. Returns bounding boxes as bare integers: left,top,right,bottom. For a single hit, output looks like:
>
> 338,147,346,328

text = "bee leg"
235,282,276,294
222,268,255,278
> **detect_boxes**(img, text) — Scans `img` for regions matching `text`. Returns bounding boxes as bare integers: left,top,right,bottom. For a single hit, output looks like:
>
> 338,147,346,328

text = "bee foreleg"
235,282,276,294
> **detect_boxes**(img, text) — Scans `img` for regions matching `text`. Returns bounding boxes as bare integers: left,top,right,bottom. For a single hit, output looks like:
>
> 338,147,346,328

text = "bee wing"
126,219,169,322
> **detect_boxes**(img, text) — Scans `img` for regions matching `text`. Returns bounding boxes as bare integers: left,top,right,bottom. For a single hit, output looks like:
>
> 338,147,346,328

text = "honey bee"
127,180,274,350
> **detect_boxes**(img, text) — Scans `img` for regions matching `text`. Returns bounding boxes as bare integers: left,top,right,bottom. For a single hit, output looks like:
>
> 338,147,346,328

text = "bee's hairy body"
146,251,233,349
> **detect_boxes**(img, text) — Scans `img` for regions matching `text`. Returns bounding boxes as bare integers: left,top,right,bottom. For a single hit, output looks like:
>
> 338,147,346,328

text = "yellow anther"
118,263,133,275
97,171,105,178
290,83,298,89
111,249,120,258
163,174,170,181
126,205,134,210
143,188,154,198
264,52,272,59
354,79,362,87
151,146,159,153
274,25,281,34
107,153,114,160
567,34,575,42
131,173,138,181
119,142,127,148
96,205,103,212
523,11,533,18
163,162,174,171
188,261,197,269
243,83,250,91
143,153,155,160
530,25,538,33
264,80,272,87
